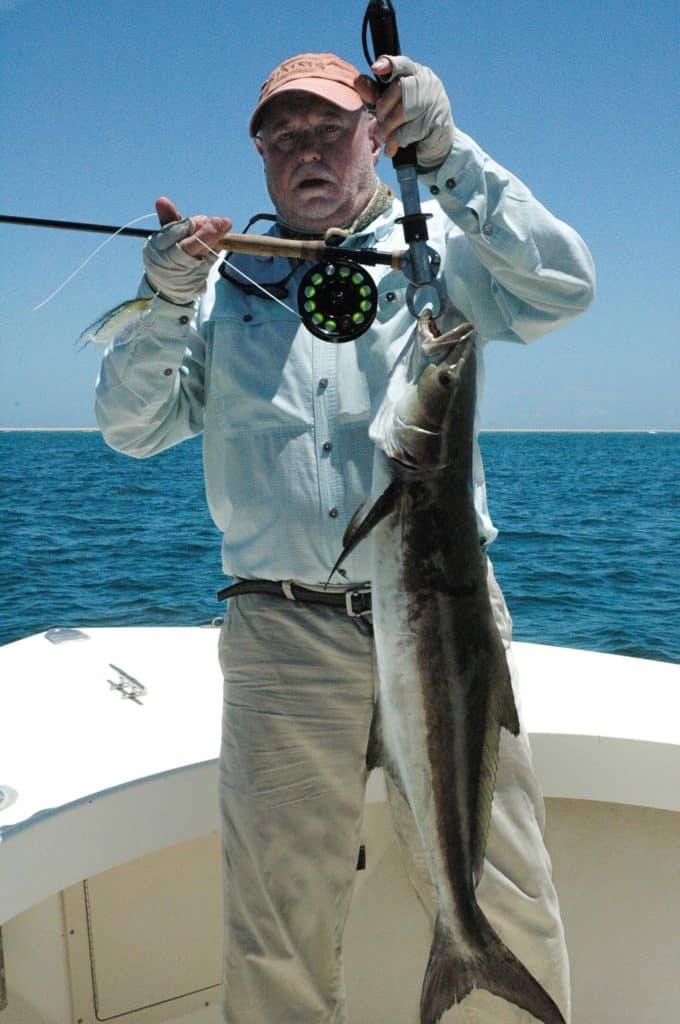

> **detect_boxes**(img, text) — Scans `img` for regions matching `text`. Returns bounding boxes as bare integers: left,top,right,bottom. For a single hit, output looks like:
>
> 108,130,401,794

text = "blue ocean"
0,430,678,663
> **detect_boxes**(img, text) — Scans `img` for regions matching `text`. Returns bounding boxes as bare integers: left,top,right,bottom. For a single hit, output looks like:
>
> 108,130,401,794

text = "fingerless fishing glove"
143,217,218,305
384,55,455,170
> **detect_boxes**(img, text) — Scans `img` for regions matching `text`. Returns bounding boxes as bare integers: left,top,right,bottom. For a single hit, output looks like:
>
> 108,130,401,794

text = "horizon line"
2,426,679,434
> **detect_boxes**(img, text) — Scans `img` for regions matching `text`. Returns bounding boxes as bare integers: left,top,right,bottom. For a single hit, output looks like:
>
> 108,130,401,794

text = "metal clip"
344,586,372,618
107,663,147,705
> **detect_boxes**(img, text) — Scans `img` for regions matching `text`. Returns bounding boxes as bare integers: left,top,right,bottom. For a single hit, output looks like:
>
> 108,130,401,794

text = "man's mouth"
297,177,332,190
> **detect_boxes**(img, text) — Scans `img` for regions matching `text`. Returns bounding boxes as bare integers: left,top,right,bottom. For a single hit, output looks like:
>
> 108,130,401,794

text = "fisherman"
95,51,594,1023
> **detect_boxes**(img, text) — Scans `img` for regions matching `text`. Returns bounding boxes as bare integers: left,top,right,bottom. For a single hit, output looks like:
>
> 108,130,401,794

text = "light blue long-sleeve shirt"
95,130,595,585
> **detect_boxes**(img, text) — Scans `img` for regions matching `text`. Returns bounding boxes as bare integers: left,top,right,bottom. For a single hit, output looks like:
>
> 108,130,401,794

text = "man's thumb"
155,196,182,226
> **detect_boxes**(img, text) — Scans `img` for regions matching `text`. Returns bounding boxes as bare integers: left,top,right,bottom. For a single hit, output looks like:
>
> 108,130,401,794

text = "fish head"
371,312,477,473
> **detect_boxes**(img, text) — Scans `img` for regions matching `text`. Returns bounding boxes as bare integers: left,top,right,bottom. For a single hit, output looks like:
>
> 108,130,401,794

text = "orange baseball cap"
249,53,364,136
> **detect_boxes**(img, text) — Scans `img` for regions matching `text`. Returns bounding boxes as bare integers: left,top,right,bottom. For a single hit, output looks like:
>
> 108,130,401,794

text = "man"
96,51,594,1023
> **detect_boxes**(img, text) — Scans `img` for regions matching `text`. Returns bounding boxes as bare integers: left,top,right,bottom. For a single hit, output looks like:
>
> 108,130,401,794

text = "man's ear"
367,115,381,165
253,135,265,158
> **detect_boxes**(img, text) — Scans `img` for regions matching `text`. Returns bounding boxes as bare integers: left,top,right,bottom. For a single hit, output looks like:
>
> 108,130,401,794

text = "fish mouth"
420,320,475,362
408,322,473,388
370,316,476,473
421,335,471,370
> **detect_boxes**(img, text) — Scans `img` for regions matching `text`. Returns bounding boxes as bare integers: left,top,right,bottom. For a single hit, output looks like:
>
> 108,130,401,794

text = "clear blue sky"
1,0,678,429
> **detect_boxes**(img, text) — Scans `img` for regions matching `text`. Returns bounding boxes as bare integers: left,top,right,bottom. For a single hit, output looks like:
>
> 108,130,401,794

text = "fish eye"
438,370,453,388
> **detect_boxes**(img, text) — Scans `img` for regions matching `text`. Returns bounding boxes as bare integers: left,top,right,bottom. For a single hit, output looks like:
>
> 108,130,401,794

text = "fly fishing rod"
0,212,404,267
0,213,153,238
0,212,408,343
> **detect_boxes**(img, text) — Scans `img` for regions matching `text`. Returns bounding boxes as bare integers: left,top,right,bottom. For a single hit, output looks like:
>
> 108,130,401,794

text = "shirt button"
163,368,173,377
179,315,190,325
318,378,329,389
445,178,456,190
482,224,493,237
429,185,440,195
328,507,339,518
243,314,253,322
322,441,333,452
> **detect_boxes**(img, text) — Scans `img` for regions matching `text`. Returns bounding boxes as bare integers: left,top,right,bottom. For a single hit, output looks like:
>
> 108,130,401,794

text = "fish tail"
420,912,566,1024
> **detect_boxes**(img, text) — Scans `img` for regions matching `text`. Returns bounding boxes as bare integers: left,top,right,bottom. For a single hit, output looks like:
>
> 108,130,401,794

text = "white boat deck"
1,626,679,924
1,627,680,1024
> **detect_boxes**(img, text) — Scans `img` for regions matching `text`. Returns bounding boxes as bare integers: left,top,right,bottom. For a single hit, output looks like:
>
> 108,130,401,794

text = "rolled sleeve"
420,131,595,343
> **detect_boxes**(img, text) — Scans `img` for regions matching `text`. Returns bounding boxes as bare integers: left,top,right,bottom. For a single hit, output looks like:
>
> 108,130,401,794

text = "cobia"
333,311,565,1024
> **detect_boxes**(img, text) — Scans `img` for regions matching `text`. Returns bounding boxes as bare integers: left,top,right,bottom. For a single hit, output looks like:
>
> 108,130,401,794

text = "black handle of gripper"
364,0,418,170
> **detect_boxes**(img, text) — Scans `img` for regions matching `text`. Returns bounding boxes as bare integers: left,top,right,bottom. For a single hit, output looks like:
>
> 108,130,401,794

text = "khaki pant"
218,566,569,1023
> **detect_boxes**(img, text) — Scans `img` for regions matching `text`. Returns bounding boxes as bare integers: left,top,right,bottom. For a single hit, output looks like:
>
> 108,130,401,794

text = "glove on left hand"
143,217,219,306
378,55,455,170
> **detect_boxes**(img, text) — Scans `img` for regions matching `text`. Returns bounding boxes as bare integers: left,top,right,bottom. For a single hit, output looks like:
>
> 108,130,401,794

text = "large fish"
333,311,565,1024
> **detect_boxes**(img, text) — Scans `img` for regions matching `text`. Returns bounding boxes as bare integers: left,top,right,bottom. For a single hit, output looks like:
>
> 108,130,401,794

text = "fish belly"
371,509,466,940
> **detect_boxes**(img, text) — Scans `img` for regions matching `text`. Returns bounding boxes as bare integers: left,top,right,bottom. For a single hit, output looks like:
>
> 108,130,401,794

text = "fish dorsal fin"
327,480,404,582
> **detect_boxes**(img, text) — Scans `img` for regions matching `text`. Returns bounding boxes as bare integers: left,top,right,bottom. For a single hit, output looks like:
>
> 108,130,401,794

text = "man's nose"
295,129,322,161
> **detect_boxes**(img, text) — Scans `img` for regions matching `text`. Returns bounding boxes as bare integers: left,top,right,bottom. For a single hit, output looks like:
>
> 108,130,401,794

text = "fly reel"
298,258,378,342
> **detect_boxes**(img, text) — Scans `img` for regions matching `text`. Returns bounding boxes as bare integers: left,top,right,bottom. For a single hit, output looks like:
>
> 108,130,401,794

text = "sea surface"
0,430,678,663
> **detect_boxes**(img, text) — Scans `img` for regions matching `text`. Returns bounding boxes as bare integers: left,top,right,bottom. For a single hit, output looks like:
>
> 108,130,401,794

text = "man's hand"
356,56,455,170
143,197,232,305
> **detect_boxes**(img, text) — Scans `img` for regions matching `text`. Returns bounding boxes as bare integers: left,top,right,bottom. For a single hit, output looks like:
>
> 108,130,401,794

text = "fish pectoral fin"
344,479,404,549
326,480,404,582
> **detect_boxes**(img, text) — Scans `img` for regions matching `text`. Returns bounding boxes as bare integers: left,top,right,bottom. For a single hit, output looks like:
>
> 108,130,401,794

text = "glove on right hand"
378,55,455,170
143,217,217,306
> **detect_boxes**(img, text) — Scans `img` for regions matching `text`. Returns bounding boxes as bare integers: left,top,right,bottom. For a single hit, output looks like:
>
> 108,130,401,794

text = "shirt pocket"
204,312,313,436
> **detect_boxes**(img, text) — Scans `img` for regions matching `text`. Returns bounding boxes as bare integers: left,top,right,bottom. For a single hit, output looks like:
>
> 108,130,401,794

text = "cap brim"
249,80,363,136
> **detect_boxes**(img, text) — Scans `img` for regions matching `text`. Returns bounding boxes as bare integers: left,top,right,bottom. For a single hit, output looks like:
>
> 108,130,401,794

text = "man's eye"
273,131,296,150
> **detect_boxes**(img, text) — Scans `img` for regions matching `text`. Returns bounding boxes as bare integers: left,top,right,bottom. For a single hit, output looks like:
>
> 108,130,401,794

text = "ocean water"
0,430,678,663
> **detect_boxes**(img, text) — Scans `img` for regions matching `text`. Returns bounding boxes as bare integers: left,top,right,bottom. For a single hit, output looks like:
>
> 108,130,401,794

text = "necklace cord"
196,237,300,318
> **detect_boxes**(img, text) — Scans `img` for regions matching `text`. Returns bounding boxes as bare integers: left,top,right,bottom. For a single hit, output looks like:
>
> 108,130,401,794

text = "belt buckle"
345,586,371,618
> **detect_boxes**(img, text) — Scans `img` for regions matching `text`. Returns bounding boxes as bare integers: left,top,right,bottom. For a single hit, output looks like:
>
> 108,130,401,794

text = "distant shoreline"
1,427,678,435
0,426,100,432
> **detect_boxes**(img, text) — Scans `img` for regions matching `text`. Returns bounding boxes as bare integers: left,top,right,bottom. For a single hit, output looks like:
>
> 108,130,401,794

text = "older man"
96,51,594,1023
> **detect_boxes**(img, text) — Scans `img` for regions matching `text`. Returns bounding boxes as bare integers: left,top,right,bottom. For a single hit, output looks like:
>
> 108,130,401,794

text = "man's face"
254,93,380,233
